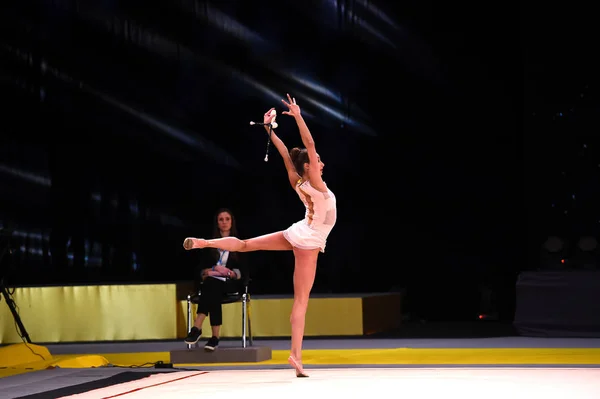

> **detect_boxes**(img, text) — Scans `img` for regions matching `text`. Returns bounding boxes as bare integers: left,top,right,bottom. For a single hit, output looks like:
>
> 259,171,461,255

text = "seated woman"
184,208,247,351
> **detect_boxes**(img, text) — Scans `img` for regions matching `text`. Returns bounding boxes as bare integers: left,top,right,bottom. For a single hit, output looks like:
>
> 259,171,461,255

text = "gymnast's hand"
282,93,301,117
264,107,276,125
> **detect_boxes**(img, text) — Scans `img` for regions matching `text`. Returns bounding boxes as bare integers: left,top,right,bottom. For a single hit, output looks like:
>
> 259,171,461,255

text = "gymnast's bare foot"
288,355,309,378
183,237,208,250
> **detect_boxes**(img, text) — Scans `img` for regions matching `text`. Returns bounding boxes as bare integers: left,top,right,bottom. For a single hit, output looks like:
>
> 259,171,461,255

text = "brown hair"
290,147,309,176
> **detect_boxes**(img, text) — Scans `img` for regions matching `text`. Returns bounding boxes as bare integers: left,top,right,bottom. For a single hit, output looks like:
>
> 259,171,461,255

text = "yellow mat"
0,343,110,378
0,343,52,367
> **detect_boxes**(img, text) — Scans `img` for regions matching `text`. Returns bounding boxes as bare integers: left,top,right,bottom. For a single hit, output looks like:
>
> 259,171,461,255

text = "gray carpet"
0,368,176,399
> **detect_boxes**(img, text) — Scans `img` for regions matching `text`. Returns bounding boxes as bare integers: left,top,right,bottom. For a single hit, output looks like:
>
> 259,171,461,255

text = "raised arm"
281,94,327,192
262,108,300,189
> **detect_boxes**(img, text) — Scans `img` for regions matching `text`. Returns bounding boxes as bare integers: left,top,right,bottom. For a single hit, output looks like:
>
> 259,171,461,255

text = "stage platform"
2,323,600,398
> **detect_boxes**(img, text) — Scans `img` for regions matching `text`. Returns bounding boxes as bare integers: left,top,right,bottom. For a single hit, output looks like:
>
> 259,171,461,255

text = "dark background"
1,1,598,323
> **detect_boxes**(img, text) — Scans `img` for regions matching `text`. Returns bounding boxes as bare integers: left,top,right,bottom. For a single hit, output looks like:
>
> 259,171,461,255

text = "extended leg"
184,231,293,252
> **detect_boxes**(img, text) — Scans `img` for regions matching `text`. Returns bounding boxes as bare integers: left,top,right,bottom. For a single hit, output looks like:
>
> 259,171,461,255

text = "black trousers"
196,277,239,326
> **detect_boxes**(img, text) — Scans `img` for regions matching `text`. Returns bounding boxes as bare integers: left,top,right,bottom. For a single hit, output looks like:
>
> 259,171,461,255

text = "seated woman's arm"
214,254,245,280
196,249,222,281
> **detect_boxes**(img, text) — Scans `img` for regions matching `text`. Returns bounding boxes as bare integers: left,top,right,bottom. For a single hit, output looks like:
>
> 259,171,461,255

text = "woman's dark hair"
209,207,238,262
290,147,309,176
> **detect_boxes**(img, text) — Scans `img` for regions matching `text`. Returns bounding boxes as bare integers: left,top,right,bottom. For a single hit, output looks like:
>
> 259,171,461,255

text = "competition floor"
2,322,600,399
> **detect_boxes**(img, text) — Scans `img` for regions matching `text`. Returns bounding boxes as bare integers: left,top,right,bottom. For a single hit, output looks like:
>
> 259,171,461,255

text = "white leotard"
283,179,337,252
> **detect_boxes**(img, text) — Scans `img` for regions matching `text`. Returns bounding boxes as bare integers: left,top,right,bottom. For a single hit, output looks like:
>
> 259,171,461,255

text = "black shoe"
204,336,219,351
184,327,202,344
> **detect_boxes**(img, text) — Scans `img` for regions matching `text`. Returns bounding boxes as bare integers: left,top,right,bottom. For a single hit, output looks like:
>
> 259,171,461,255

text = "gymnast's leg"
288,247,319,377
183,231,293,252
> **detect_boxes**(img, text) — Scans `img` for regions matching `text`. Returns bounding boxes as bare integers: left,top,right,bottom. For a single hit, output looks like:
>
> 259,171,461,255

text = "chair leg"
247,294,253,346
242,294,247,348
186,295,192,350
